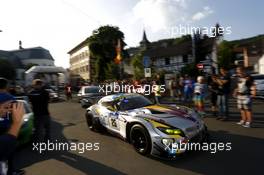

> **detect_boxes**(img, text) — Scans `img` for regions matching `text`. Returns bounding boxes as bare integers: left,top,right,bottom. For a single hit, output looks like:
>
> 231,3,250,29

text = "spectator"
193,76,207,116
213,68,231,121
208,74,219,117
153,81,161,104
168,78,177,98
178,76,184,101
65,84,72,101
0,79,25,175
28,79,51,142
183,75,194,105
234,66,256,128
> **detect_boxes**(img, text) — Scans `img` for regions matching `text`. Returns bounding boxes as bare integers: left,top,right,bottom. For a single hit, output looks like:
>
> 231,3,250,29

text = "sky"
0,0,263,68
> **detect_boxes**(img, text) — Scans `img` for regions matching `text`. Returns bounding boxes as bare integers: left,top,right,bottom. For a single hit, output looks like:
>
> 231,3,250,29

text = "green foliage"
173,35,192,45
0,59,16,80
217,41,234,69
95,57,105,82
193,28,208,63
105,61,120,80
181,63,199,77
88,25,125,81
131,50,144,80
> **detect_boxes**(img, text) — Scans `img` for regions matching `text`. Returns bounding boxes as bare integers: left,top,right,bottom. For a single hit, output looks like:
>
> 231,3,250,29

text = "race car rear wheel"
130,124,151,155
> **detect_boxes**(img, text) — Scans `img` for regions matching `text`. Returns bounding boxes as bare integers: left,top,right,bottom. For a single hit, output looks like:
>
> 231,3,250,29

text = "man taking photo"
213,68,231,121
0,78,25,175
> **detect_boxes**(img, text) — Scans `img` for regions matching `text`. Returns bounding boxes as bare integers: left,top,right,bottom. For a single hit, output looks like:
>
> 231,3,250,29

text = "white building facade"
68,39,95,82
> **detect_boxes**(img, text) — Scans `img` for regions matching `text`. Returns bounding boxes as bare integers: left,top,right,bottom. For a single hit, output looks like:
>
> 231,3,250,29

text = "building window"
183,55,188,63
156,58,165,66
165,58,170,65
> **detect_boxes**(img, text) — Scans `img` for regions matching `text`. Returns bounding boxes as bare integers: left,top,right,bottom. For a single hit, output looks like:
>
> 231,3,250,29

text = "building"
232,35,264,73
68,39,95,83
258,55,264,74
24,66,66,86
144,39,193,73
0,42,65,86
126,30,220,76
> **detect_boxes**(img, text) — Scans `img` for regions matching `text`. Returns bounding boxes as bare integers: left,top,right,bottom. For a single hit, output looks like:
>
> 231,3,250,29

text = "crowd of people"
167,66,256,128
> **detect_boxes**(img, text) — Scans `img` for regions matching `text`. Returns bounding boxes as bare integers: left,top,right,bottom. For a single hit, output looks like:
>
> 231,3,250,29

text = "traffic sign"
196,63,204,69
144,68,151,77
143,56,151,68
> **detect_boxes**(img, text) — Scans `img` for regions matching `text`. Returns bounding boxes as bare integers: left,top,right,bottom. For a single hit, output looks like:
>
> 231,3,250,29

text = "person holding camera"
213,68,231,121
0,78,25,175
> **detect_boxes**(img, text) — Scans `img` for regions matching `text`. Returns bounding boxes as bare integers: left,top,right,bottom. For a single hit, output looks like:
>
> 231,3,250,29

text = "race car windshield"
118,95,153,111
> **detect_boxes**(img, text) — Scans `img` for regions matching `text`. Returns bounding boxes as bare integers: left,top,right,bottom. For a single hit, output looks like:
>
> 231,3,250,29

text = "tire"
85,112,103,132
85,112,93,128
130,124,151,155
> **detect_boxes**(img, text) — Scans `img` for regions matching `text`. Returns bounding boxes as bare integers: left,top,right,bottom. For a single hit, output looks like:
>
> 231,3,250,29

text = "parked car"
45,88,59,102
252,74,264,98
77,86,102,102
15,96,29,103
80,95,104,108
0,100,34,145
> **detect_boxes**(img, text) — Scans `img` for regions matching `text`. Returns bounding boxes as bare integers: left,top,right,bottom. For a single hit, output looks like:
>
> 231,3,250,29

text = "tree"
105,61,120,80
87,25,125,82
0,59,16,80
217,41,234,69
181,63,200,77
173,34,192,45
193,28,208,63
131,50,145,80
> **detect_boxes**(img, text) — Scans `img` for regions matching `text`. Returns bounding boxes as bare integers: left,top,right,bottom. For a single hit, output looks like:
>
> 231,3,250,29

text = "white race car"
85,93,208,158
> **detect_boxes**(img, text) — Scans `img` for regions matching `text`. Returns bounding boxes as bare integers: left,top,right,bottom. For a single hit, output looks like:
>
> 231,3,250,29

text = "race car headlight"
157,127,184,136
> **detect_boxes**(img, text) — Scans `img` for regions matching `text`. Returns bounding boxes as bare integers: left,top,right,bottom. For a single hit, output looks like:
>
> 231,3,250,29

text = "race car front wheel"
130,124,151,155
85,111,93,128
85,112,103,132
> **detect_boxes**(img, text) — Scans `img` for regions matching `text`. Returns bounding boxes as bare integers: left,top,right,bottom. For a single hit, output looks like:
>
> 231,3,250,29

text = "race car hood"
127,105,203,137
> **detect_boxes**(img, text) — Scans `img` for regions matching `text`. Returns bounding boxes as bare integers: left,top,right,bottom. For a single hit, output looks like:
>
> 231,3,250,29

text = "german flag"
114,39,122,64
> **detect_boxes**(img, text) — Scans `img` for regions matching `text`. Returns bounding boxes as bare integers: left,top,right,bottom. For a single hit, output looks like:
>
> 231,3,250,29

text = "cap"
0,92,15,104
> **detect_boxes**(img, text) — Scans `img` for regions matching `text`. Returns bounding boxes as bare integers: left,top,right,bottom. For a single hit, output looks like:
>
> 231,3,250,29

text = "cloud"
132,0,188,32
192,6,214,21
132,0,214,33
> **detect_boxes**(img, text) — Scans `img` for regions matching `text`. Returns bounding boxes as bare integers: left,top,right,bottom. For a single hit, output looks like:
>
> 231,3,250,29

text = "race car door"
108,112,120,132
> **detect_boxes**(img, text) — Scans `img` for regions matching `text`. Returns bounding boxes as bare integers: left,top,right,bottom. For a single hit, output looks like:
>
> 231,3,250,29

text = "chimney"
243,47,249,67
19,40,23,49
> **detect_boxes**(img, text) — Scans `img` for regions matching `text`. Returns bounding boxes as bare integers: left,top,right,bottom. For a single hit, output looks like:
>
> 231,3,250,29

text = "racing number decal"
109,112,119,130
111,118,117,128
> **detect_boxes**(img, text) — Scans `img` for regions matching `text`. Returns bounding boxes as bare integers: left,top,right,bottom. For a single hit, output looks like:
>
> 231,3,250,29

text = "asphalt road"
14,98,264,175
